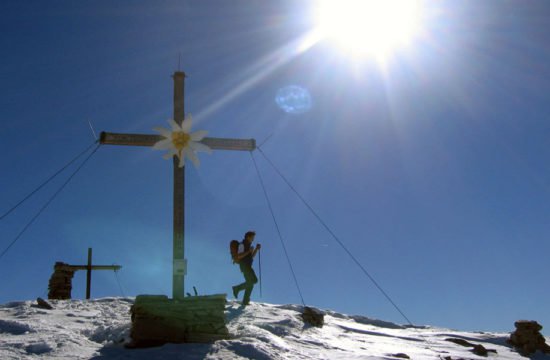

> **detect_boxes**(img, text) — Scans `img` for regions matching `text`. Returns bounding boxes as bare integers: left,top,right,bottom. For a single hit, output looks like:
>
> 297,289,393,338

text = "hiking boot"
232,286,239,299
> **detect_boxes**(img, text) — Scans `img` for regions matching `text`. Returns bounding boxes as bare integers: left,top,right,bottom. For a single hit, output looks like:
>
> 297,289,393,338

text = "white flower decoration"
153,114,211,168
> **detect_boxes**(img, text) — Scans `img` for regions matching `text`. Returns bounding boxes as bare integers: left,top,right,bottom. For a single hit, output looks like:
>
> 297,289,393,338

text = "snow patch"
25,341,55,354
89,323,131,344
0,319,35,335
224,340,279,360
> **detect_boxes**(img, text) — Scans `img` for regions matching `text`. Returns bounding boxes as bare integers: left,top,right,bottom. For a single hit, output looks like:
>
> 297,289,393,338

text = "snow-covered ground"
0,297,548,359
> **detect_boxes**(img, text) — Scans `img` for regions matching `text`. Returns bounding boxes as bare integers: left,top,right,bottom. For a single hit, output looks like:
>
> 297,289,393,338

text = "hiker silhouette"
231,231,261,306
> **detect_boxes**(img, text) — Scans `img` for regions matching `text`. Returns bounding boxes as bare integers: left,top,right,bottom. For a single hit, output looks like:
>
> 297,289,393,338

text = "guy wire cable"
0,143,102,261
113,268,126,298
256,146,413,326
249,151,306,306
1,140,99,221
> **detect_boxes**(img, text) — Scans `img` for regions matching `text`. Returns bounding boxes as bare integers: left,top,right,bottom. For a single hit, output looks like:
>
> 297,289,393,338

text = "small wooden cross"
99,71,256,300
48,248,122,300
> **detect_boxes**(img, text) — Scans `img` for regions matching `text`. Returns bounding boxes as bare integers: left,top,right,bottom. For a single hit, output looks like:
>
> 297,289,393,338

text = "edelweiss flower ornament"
153,114,211,167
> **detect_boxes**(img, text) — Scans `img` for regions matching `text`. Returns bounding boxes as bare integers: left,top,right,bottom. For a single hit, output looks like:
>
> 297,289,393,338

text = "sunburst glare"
314,0,423,61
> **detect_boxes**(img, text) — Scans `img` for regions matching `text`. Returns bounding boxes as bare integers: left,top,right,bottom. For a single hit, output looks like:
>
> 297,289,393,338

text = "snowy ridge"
0,297,548,359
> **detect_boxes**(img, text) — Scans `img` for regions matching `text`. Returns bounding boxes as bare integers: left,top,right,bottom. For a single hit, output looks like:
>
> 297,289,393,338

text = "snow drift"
0,297,548,359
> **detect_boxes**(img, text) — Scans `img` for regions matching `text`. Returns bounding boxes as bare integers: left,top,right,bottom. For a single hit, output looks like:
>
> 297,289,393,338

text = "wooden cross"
48,247,122,300
99,71,256,300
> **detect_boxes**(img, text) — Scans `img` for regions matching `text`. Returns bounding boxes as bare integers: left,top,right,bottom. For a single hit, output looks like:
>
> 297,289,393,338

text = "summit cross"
100,71,256,300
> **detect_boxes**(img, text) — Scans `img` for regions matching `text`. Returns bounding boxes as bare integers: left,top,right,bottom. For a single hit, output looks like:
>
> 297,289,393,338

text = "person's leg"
233,280,246,298
242,266,258,305
233,264,250,298
232,285,241,298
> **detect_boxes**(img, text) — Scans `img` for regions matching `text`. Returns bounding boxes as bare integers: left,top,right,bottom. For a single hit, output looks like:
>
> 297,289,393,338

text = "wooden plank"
135,294,226,303
172,161,185,300
57,265,122,271
100,132,162,146
178,294,227,302
133,303,226,314
135,294,169,303
100,132,256,151
130,294,229,344
173,72,186,300
134,313,225,324
133,304,226,316
201,137,256,151
86,248,92,299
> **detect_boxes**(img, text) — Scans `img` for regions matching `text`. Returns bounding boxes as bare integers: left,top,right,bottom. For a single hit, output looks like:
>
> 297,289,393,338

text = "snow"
0,297,548,359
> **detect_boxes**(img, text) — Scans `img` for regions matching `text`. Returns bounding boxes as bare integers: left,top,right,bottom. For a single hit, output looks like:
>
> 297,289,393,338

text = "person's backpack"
230,240,240,263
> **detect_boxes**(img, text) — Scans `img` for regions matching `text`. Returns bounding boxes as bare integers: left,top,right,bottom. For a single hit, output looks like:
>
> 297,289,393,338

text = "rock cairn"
47,262,76,300
508,320,550,355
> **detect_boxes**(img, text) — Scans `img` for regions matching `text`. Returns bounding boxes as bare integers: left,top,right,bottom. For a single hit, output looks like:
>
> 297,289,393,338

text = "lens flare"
275,85,312,115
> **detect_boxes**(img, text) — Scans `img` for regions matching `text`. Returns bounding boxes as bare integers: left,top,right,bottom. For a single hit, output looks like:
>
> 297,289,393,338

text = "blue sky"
1,1,549,335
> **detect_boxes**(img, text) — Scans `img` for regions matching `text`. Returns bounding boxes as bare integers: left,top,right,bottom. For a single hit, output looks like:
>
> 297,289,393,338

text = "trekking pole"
258,249,262,297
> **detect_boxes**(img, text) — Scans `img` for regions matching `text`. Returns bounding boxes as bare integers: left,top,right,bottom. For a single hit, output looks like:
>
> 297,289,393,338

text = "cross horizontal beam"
100,132,256,151
57,265,122,272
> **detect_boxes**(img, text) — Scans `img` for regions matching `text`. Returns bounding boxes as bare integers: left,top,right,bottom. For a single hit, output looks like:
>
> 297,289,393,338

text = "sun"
314,0,422,59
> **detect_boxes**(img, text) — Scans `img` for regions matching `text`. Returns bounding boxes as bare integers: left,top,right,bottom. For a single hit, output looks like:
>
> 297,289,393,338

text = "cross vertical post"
172,72,186,300
99,71,256,301
86,247,92,299
48,248,122,300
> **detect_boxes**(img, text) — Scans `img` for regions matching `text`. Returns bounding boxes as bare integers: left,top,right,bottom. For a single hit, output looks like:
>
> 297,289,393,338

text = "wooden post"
86,248,92,299
48,251,122,300
173,72,186,300
99,71,256,302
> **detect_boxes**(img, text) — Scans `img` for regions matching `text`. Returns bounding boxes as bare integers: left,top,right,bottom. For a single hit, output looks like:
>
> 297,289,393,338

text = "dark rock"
446,338,497,357
301,306,324,328
36,297,53,310
471,344,488,356
445,338,475,347
391,353,410,359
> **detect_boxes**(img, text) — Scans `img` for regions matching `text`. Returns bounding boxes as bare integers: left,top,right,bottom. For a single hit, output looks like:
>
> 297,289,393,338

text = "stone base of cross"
127,294,228,346
100,71,256,300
